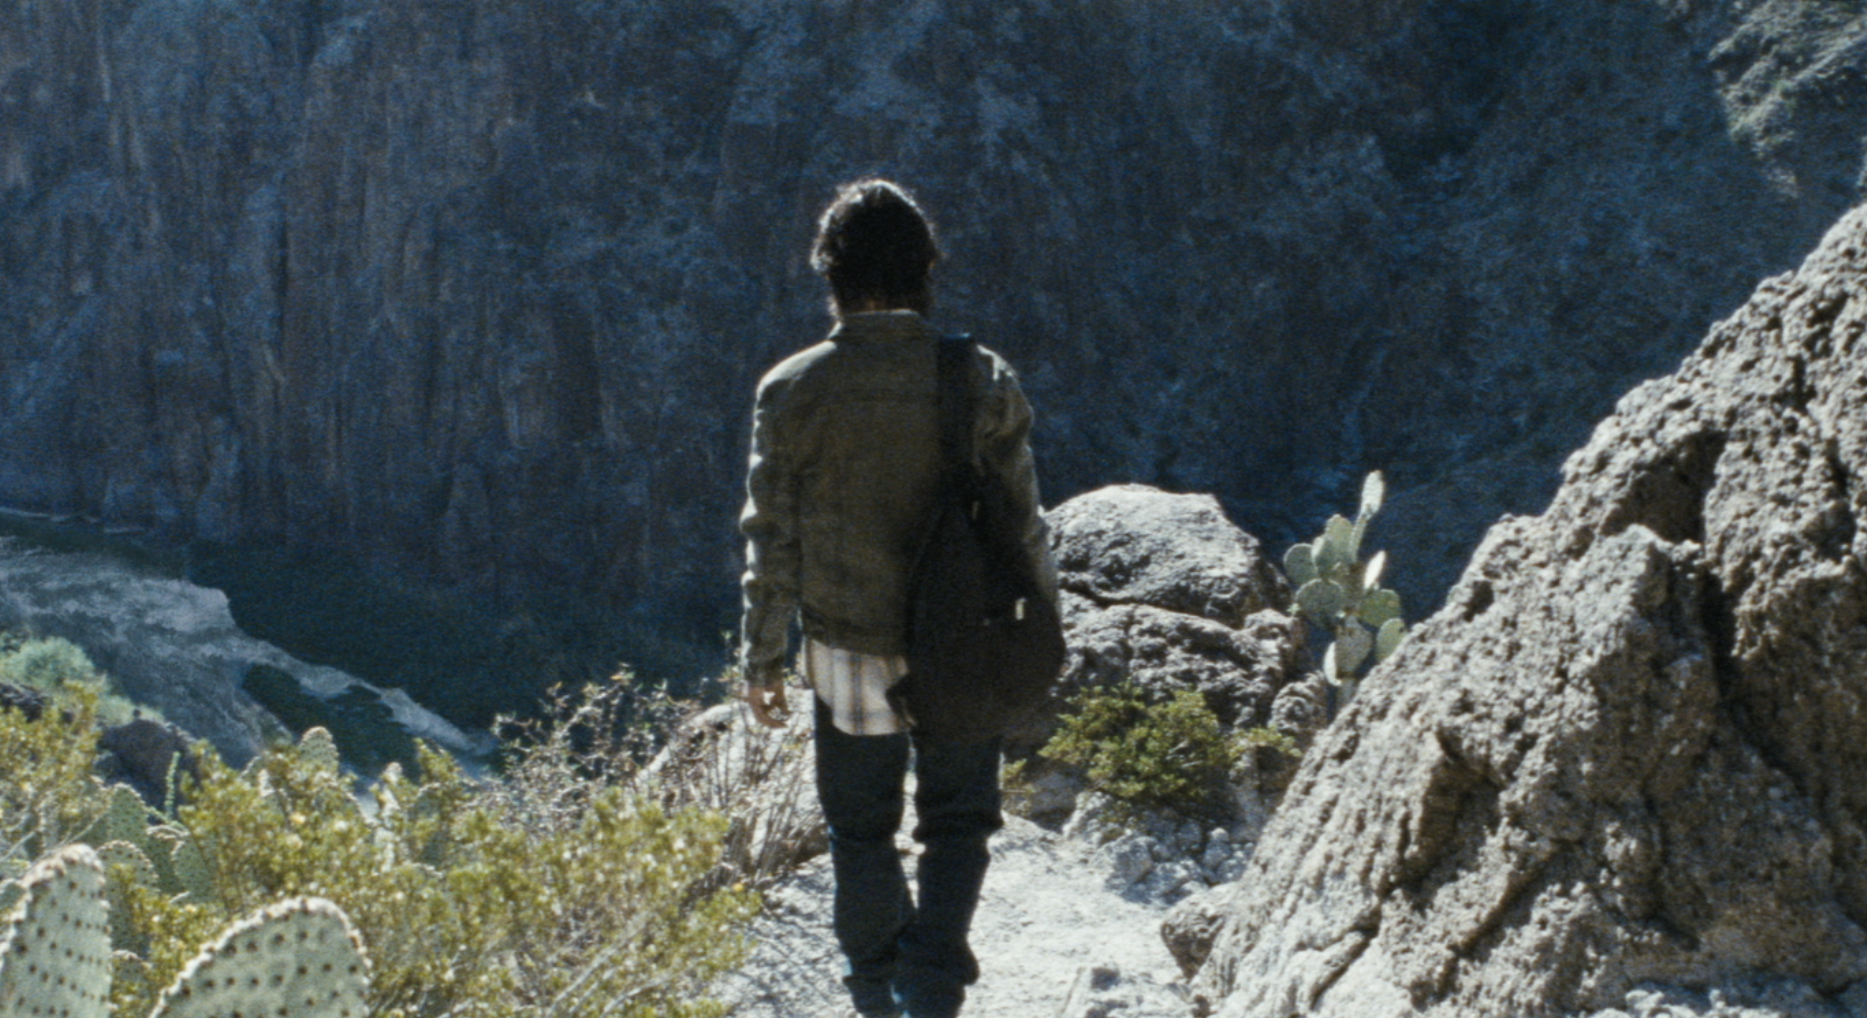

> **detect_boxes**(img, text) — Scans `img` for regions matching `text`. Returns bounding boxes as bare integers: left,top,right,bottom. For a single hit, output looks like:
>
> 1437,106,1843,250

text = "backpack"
893,335,1065,742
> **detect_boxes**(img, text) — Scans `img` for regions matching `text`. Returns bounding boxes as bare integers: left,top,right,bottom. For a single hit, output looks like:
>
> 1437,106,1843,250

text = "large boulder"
1010,486,1304,763
1192,205,1867,1017
1051,485,1290,627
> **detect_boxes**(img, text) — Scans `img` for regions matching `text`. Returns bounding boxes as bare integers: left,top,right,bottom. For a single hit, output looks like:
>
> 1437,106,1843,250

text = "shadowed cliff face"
3,0,1865,710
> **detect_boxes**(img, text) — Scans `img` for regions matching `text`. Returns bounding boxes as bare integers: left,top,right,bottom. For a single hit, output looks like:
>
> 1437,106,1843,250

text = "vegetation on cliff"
0,677,762,1017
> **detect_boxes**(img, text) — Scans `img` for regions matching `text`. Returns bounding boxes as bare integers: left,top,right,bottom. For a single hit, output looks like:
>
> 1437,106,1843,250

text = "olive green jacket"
737,310,1057,690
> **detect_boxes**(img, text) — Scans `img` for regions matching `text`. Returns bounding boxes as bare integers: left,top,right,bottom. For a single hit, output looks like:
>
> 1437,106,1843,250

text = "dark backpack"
894,336,1065,742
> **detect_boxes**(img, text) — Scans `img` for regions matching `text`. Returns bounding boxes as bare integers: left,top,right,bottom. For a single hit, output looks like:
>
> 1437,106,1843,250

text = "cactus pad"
1283,543,1318,587
298,727,343,775
1375,618,1406,662
115,949,158,1011
149,897,370,1018
96,840,156,883
1359,470,1385,518
1294,578,1347,623
0,844,113,1018
1335,625,1373,676
1317,515,1356,573
97,840,158,953
1360,587,1402,628
78,783,151,855
148,826,214,903
103,783,152,846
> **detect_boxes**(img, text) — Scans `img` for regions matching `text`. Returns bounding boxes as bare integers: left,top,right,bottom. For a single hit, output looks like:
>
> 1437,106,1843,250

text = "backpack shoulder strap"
936,334,979,482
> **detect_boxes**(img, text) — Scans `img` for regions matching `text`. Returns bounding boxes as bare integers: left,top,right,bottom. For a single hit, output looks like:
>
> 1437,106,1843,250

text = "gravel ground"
714,813,1196,1018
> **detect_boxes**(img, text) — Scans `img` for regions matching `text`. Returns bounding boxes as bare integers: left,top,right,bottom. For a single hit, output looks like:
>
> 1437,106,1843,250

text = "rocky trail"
716,804,1206,1018
707,486,1298,1018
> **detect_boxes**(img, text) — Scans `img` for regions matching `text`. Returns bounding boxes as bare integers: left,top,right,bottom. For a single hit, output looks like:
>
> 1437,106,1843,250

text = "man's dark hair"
810,179,941,315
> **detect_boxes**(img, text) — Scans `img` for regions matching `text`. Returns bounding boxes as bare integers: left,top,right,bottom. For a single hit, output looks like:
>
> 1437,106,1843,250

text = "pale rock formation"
1192,204,1867,1017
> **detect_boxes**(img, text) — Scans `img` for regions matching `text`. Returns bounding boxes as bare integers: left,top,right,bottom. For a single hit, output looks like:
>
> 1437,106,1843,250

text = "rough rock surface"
1055,964,1191,1018
1191,205,1867,1017
9,0,1867,683
1163,889,1231,980
0,682,46,722
0,537,491,766
97,717,196,807
1015,485,1304,761
1052,486,1291,627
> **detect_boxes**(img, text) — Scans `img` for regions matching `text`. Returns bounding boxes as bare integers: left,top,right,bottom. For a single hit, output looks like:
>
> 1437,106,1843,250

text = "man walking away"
737,178,1057,1018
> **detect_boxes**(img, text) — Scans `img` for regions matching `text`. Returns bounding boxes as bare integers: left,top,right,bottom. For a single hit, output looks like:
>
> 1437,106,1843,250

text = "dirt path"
715,814,1192,1018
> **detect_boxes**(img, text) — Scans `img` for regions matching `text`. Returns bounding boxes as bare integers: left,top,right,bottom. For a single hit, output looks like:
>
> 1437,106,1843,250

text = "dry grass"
496,670,824,891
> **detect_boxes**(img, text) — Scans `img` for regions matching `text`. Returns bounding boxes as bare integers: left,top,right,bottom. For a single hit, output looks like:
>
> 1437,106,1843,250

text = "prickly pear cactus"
104,783,152,844
148,897,370,1018
147,826,214,902
0,844,113,1018
1285,471,1409,703
96,840,159,954
75,783,153,853
298,727,343,775
114,950,159,1014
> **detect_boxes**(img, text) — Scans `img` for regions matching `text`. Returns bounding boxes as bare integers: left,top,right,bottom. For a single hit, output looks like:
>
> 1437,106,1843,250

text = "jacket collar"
830,310,932,344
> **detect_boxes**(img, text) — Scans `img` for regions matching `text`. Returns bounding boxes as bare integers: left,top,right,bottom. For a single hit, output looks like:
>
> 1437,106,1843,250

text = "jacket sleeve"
976,356,1060,606
738,378,801,690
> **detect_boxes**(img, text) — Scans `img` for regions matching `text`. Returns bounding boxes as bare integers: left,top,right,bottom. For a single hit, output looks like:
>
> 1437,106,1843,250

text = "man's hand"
744,682,792,729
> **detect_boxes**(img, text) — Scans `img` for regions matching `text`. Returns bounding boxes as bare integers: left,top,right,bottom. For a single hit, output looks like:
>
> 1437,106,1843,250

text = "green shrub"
0,634,156,727
1039,682,1241,821
497,670,822,892
0,635,96,689
1239,724,1303,761
0,683,110,873
1,678,761,1018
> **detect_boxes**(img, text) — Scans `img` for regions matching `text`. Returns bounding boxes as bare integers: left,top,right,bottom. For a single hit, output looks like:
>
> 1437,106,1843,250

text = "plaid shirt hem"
805,638,908,736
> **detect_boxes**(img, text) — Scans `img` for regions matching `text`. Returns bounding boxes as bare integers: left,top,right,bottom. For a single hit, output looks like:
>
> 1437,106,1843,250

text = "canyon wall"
4,0,1865,709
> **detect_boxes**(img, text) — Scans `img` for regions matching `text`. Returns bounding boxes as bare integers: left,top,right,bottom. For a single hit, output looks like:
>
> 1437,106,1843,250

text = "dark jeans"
813,697,1003,1018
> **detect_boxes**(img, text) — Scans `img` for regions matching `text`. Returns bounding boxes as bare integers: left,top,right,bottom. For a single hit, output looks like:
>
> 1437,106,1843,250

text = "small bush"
497,670,822,890
1,674,761,1018
154,740,756,1018
0,682,109,873
639,669,820,889
1239,725,1303,761
0,634,156,727
1040,682,1241,821
0,635,97,689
